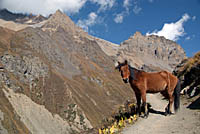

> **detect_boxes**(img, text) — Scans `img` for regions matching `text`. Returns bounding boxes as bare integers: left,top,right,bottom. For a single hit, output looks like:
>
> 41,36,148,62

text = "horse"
115,60,181,118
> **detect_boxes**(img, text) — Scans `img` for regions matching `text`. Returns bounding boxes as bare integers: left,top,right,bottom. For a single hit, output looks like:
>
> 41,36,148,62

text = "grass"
184,52,200,72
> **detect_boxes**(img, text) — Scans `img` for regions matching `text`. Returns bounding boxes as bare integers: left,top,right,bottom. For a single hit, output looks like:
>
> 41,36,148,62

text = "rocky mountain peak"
133,31,142,37
51,9,68,19
117,32,186,72
55,9,63,15
42,9,84,36
47,9,75,27
123,31,142,42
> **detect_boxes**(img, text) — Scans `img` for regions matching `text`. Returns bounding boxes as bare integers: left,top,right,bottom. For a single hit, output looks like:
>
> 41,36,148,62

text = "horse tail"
174,79,181,112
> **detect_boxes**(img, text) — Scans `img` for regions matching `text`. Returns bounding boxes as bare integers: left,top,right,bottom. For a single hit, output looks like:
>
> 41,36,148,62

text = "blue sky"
0,0,199,57
72,0,200,57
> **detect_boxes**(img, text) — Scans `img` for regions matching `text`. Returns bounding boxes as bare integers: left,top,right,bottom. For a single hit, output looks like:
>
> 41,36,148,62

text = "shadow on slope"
187,97,200,110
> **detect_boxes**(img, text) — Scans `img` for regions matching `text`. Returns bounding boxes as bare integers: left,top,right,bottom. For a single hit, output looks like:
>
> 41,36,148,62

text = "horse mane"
128,65,134,79
127,65,138,80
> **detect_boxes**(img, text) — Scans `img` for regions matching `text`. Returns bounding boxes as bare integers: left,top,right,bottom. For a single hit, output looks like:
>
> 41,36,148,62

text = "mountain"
0,9,46,24
0,9,28,22
0,10,134,134
116,31,186,72
0,9,47,31
0,10,186,134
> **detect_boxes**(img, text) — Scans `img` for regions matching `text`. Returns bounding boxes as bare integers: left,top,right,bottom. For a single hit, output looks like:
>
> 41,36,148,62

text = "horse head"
115,60,130,83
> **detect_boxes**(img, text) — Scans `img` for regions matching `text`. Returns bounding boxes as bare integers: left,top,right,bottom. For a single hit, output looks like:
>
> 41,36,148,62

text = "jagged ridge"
117,31,186,72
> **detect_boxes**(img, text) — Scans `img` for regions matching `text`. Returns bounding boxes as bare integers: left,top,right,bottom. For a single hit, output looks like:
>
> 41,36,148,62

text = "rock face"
117,31,186,72
94,37,119,57
0,10,134,134
174,52,200,98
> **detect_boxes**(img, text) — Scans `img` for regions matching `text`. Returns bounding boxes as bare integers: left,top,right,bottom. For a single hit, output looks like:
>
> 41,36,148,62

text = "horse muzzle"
123,78,129,83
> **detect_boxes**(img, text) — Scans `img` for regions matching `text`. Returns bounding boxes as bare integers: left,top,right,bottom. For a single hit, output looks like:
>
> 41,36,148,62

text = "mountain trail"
122,94,200,134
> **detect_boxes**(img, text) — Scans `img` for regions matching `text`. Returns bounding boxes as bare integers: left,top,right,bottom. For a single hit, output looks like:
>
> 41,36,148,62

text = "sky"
0,0,199,57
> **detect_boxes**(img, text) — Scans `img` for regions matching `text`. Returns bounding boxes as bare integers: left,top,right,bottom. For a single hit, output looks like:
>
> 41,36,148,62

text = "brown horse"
115,60,181,118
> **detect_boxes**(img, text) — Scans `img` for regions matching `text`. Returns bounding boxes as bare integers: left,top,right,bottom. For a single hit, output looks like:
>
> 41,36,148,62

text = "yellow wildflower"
118,120,124,128
110,125,115,134
125,117,127,121
128,118,133,124
102,128,106,134
99,129,102,134
129,103,135,107
106,128,109,134
114,121,118,128
133,114,137,121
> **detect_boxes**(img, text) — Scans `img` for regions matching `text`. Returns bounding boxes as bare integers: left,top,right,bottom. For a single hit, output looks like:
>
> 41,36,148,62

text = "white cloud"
192,16,196,21
0,0,87,16
146,13,190,41
90,0,115,12
77,12,98,32
132,0,142,15
185,36,191,40
0,0,117,16
123,0,130,7
123,0,131,11
133,5,142,14
113,0,132,24
185,34,195,41
114,13,124,23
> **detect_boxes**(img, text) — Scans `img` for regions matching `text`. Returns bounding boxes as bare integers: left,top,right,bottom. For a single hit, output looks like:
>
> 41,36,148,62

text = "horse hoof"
164,111,173,116
144,115,148,119
168,112,173,115
142,114,148,119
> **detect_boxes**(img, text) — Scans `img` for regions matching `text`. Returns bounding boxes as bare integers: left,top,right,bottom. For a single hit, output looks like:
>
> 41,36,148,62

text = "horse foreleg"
141,91,148,118
135,92,141,116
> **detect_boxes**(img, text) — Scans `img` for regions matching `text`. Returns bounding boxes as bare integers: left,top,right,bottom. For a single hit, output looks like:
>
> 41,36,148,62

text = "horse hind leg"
168,94,174,114
165,93,174,116
165,72,174,116
141,91,148,118
160,91,171,116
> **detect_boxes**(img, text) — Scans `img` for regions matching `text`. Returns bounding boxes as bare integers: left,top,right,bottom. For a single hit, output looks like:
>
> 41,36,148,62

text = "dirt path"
122,94,200,134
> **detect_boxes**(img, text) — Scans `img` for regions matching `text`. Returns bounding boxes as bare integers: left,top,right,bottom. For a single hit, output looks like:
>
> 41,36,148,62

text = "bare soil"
122,94,200,134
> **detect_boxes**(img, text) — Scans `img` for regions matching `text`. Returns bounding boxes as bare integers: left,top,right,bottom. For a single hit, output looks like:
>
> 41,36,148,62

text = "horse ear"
124,60,128,65
115,61,121,70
